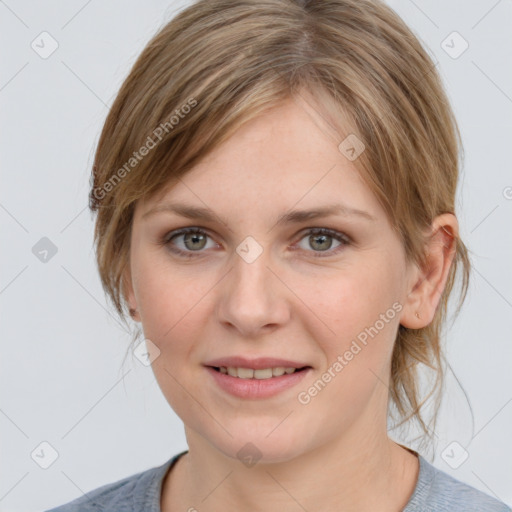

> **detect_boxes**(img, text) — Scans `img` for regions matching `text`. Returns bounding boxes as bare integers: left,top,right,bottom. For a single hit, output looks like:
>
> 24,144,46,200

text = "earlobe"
400,214,458,329
400,262,428,329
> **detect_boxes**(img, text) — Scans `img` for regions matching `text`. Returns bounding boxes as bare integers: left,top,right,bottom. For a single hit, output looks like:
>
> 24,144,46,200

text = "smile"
214,366,304,379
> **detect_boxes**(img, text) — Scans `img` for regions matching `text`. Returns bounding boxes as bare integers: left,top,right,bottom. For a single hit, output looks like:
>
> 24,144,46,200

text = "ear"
400,213,458,329
123,263,141,322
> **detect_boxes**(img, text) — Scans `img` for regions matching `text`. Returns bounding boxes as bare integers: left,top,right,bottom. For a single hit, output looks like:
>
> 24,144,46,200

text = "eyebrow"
142,202,376,224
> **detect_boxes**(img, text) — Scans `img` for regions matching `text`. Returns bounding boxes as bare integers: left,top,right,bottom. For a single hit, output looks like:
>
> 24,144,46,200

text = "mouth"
209,365,311,379
204,360,312,399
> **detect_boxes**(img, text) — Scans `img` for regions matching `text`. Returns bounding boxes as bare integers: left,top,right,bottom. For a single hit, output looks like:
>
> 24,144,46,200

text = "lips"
203,356,312,399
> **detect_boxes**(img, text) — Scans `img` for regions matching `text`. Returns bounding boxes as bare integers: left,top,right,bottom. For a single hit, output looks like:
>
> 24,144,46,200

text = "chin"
208,428,310,466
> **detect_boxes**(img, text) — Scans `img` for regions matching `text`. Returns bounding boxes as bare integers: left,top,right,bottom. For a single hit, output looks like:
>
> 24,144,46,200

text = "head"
89,0,470,459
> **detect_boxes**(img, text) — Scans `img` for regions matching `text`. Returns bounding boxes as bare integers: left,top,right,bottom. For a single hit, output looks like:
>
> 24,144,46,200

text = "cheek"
303,262,400,350
131,255,213,352
297,269,401,422
300,266,402,421
132,258,213,420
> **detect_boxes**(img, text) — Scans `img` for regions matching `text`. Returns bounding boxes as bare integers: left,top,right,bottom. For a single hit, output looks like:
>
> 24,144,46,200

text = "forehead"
137,99,381,222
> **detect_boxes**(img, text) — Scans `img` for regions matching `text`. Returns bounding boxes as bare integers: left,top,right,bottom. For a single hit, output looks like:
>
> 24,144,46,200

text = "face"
125,97,417,463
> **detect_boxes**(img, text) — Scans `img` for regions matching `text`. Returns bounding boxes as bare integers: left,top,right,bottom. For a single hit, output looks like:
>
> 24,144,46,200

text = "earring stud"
415,312,421,319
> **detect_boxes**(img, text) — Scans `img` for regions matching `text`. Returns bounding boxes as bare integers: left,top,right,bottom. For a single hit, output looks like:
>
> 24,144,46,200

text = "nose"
216,247,291,338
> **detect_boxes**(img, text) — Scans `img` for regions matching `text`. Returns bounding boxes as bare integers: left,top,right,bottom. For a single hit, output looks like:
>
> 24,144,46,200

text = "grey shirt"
44,450,511,511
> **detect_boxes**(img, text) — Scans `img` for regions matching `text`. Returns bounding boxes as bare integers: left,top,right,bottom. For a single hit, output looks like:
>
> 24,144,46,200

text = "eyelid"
294,226,351,244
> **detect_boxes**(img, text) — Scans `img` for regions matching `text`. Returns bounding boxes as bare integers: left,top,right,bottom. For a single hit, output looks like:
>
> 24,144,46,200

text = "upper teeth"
219,367,298,379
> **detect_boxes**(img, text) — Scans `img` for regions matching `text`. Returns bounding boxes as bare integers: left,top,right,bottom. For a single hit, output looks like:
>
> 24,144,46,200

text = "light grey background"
1,1,511,510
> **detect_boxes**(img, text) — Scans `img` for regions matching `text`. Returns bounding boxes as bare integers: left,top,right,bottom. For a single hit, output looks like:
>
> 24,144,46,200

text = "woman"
46,0,510,510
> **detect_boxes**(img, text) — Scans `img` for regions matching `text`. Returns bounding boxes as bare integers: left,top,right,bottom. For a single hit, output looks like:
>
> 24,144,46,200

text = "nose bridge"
217,240,288,335
235,243,271,292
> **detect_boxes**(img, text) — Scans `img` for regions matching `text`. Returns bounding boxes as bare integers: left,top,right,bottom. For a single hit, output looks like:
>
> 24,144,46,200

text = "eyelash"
160,226,351,259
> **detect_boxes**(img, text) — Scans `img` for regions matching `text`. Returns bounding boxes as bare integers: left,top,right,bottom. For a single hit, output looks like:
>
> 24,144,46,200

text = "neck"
162,422,419,511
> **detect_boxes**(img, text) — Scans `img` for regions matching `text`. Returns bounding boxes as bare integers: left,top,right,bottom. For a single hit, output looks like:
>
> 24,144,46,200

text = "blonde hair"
89,0,470,442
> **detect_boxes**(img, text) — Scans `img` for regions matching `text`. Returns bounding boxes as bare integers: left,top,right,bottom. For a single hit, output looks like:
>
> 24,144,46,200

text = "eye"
163,227,218,257
294,228,351,257
161,226,351,259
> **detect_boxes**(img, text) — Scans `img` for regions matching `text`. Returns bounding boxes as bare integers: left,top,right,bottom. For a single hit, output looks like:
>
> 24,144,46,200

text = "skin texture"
124,96,458,511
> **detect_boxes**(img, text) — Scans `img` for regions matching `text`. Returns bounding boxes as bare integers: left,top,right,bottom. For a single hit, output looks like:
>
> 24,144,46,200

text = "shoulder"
404,454,511,512
43,453,184,512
